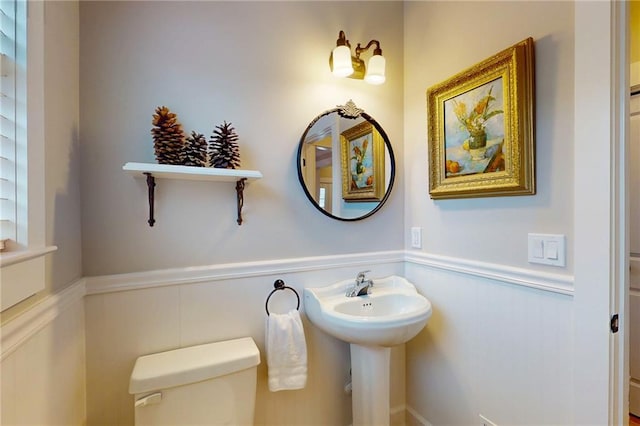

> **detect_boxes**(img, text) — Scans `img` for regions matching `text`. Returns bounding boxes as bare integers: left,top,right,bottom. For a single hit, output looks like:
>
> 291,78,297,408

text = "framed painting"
427,37,535,199
341,120,385,202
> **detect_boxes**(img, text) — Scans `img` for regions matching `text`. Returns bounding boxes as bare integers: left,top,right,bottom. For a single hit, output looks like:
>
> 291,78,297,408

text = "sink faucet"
346,270,374,297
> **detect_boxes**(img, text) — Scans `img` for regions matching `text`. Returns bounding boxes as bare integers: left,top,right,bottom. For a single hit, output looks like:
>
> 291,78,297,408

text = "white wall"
79,1,405,276
1,1,85,424
403,1,577,424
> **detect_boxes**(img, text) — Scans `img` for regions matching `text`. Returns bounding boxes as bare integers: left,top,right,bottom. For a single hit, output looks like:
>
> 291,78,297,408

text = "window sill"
1,246,56,312
0,246,57,268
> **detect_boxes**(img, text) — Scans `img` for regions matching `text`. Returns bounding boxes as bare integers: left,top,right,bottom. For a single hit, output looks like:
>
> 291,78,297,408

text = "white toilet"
129,337,260,425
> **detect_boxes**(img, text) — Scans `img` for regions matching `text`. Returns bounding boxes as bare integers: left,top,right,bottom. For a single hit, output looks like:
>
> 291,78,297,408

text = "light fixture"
329,30,386,85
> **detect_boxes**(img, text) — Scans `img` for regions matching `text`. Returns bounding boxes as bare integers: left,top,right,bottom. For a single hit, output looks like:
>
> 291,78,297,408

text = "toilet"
129,337,260,425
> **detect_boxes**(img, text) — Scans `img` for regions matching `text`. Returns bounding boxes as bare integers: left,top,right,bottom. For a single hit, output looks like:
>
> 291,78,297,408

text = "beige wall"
44,0,83,295
1,3,85,425
79,2,404,424
404,1,576,424
79,1,405,276
2,0,82,322
404,1,574,272
1,1,625,425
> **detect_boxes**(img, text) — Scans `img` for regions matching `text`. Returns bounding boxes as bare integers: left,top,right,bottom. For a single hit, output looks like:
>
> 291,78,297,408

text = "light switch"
528,233,566,267
411,227,422,249
532,238,544,258
545,241,558,260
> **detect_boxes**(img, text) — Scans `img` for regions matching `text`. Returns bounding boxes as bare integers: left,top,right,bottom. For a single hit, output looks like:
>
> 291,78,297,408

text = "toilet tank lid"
128,337,260,395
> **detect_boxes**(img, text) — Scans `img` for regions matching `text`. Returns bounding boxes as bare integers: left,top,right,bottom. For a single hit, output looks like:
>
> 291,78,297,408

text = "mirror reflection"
297,102,395,221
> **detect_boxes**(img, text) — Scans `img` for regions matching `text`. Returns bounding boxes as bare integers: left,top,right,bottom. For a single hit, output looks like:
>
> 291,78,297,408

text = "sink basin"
304,275,432,425
304,275,432,347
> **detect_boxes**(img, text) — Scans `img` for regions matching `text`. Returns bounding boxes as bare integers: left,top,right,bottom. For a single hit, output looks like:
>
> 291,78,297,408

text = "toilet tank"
129,337,260,426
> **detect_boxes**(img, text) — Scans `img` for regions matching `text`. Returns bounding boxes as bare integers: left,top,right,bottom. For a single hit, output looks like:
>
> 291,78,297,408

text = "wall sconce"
329,30,386,85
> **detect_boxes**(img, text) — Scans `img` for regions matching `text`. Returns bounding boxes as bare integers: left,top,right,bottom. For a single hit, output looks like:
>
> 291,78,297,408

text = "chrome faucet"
346,270,374,297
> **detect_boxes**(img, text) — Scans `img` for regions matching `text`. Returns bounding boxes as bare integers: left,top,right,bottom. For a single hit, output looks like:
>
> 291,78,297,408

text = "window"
0,0,54,311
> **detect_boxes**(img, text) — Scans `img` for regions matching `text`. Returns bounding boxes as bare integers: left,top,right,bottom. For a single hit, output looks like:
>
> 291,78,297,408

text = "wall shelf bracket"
144,172,156,227
236,178,246,225
123,162,262,227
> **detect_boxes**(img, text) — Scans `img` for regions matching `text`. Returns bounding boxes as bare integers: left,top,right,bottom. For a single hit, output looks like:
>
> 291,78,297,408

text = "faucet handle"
356,270,371,282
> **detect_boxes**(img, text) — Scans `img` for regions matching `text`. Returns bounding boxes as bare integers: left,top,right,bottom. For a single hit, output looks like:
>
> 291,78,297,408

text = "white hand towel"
266,309,307,392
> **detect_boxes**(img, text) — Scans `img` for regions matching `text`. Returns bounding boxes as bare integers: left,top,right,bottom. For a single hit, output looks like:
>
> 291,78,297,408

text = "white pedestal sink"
304,275,432,426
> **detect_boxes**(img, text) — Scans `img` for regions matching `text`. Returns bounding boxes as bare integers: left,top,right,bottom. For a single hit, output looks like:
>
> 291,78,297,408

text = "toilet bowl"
129,337,260,425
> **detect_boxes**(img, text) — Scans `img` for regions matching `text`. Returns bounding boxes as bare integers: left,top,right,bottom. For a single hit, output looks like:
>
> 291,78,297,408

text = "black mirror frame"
296,103,395,221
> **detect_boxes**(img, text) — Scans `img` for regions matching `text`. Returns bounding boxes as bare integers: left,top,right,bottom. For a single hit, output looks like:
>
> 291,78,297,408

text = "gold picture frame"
341,121,385,202
427,37,535,199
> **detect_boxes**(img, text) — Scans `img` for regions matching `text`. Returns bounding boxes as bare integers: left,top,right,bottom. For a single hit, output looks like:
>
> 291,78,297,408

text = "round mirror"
296,101,395,221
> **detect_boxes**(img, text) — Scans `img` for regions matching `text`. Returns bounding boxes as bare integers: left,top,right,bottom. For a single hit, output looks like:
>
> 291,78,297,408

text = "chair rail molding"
1,277,86,360
85,251,406,295
84,250,573,297
405,251,574,296
0,251,573,360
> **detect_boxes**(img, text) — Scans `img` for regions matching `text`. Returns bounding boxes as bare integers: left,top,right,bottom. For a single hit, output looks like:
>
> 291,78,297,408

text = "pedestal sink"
304,275,432,426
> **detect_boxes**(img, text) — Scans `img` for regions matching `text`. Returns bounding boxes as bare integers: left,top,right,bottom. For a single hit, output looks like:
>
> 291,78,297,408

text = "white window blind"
0,0,25,251
0,0,52,311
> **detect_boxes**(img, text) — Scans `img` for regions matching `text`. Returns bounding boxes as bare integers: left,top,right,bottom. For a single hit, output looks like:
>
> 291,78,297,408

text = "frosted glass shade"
365,54,386,85
332,45,354,77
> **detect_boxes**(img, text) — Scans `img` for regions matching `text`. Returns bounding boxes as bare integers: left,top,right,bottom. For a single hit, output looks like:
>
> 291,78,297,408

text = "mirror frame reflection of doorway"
318,179,332,213
302,135,334,215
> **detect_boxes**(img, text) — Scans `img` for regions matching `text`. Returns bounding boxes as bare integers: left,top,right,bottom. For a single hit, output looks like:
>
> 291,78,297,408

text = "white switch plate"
527,233,566,267
411,227,422,249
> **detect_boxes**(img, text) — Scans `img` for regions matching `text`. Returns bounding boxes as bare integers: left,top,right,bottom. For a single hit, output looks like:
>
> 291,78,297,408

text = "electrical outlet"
411,227,422,249
479,414,498,426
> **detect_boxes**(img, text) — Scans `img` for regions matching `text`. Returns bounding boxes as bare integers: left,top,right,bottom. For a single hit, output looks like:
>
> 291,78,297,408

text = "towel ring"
265,279,300,315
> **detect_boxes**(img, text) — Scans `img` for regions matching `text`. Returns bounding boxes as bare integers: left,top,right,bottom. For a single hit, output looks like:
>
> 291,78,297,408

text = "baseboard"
405,405,433,426
390,404,406,426
631,380,640,417
405,251,574,296
1,277,86,360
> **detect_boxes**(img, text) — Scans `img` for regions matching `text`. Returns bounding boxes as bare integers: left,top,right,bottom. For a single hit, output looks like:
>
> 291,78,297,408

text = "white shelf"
123,162,262,226
123,162,262,182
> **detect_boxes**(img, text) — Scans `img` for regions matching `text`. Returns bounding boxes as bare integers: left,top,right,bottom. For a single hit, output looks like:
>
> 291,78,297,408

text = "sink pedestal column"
350,344,390,426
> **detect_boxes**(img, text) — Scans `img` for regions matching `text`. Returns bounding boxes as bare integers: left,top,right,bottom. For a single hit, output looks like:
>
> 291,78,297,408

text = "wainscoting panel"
1,251,579,426
1,280,86,425
404,259,574,425
84,253,404,426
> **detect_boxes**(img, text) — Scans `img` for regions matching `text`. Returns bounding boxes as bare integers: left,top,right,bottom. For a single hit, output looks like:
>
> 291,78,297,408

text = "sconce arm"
355,40,382,58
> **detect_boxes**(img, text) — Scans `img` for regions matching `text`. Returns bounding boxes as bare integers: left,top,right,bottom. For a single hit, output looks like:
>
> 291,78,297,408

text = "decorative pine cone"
151,106,185,165
208,121,241,169
182,131,207,167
